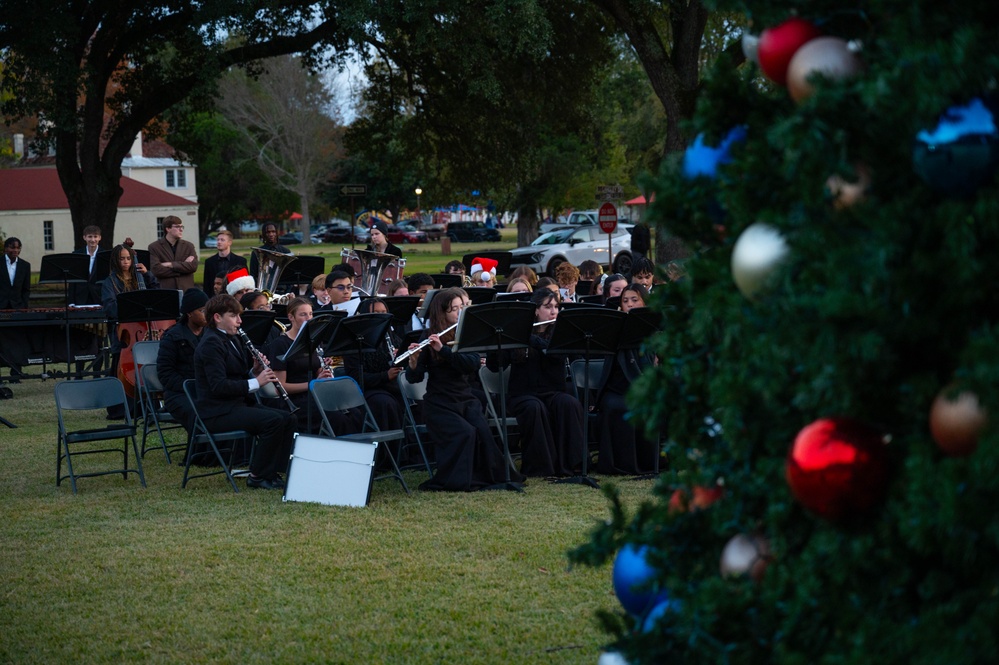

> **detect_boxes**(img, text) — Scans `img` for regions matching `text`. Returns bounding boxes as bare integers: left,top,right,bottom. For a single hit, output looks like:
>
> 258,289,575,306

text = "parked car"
323,221,354,243
400,222,443,241
386,224,428,244
278,231,303,245
446,220,502,243
540,209,628,233
509,224,634,276
203,234,218,249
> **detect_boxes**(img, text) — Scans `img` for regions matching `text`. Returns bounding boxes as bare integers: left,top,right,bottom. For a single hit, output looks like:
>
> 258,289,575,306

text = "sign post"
339,184,368,250
598,202,618,272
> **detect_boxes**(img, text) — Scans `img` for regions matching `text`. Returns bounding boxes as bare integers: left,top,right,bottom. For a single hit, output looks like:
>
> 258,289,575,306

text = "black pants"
203,405,297,479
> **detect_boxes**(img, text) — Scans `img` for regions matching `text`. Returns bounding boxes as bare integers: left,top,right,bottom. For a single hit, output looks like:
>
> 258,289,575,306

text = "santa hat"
470,257,498,282
225,267,255,296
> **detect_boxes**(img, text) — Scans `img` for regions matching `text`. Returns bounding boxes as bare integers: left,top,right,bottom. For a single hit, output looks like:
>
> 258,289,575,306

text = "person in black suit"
202,230,247,295
1,237,30,309
70,225,104,305
194,293,298,490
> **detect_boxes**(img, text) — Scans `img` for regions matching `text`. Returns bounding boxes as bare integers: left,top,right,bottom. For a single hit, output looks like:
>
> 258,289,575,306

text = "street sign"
598,202,618,233
596,184,624,201
339,184,367,197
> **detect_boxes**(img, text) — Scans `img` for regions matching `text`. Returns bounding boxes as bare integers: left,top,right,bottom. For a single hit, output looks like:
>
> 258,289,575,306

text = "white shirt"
5,255,16,285
87,246,99,275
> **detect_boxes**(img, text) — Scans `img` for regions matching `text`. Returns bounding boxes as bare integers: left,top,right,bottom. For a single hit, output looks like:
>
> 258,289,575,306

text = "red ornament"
757,17,822,86
668,485,724,514
785,418,891,522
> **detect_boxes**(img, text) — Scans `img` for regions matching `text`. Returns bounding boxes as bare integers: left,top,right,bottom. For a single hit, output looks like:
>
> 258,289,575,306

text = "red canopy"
625,194,654,205
289,212,304,220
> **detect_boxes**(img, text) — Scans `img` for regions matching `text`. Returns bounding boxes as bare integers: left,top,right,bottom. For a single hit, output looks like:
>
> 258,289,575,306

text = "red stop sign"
598,202,618,233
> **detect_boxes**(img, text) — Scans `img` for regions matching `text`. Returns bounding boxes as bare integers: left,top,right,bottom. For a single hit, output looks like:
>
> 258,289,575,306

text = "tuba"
252,246,299,299
340,248,406,296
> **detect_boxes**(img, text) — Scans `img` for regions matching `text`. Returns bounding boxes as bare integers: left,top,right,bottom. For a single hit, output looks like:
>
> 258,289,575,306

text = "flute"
392,322,459,365
237,327,299,413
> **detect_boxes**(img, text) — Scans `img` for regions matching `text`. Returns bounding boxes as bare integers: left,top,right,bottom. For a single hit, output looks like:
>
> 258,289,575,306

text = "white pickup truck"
540,209,627,233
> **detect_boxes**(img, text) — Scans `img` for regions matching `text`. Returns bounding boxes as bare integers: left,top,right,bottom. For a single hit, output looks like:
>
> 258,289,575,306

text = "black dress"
265,333,337,434
594,350,656,475
487,333,584,477
406,343,523,491
343,331,404,432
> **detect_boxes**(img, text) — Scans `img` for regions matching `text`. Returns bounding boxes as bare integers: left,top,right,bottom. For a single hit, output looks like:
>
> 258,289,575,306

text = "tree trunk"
299,192,312,246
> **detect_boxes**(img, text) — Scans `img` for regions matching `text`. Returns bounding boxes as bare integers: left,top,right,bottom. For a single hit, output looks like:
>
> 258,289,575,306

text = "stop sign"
598,202,618,233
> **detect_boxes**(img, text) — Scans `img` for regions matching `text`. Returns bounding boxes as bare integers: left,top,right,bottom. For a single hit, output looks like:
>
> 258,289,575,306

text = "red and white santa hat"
225,267,256,296
470,257,498,282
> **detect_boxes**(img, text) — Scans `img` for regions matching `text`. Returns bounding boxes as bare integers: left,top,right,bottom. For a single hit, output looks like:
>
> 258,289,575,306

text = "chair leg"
373,439,410,495
127,435,147,487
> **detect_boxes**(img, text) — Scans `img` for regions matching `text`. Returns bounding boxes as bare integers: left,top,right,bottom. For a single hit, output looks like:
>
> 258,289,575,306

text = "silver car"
509,224,634,276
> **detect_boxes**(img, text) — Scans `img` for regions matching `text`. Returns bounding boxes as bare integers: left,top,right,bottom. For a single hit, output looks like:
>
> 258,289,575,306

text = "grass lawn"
0,370,654,663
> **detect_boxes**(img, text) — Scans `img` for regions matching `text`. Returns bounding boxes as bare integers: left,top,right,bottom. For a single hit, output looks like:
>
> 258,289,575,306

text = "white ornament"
731,222,789,299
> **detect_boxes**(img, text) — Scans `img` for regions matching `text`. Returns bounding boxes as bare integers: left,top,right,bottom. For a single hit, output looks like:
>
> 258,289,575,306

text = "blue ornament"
641,594,680,633
913,97,999,196
682,126,748,179
612,544,659,616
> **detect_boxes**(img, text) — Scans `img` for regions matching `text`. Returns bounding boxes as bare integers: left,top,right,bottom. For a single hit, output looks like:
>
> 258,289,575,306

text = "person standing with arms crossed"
148,216,198,291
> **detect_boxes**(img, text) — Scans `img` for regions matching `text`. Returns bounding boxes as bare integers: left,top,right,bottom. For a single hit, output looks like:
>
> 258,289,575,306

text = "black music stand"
496,291,532,302
454,300,536,492
604,295,622,310
116,290,181,328
369,296,420,326
319,313,392,392
39,253,98,376
578,294,604,304
134,249,152,271
560,301,603,311
279,310,346,431
280,255,325,293
430,274,463,289
618,307,664,476
464,287,498,305
240,310,278,347
545,308,627,489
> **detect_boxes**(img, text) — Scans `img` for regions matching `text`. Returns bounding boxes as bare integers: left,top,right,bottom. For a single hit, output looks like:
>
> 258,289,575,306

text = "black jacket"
202,252,247,295
157,322,203,398
0,258,30,309
194,327,256,419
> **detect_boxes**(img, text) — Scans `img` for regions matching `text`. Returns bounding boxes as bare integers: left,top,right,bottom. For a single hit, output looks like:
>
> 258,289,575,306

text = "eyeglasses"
330,284,353,292
171,225,185,230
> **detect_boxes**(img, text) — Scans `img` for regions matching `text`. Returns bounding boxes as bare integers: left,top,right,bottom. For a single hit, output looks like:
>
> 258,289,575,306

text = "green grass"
0,371,654,663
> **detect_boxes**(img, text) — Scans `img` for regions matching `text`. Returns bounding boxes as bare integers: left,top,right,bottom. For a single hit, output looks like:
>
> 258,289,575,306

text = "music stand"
279,310,346,431
430,274,462,289
464,287,497,305
416,289,441,322
368,296,420,327
240,311,278,347
453,300,536,492
545,308,627,489
575,280,593,297
578,294,604,305
116,290,181,326
560,301,603,311
280,255,325,292
39,253,97,376
134,249,152,271
319,313,392,392
496,291,532,302
604,296,622,310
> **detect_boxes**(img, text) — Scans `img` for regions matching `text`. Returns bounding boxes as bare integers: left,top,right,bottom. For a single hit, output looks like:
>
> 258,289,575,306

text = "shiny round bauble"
785,418,891,523
668,485,723,514
929,388,988,457
731,222,789,300
741,32,760,65
682,125,747,180
787,37,863,103
826,164,871,209
757,17,822,86
913,97,999,197
720,533,772,582
641,594,680,632
612,544,659,616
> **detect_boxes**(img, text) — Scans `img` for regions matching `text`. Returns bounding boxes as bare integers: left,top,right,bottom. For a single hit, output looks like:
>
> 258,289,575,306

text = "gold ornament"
720,533,772,582
786,36,863,103
826,164,871,209
731,222,789,300
929,387,988,456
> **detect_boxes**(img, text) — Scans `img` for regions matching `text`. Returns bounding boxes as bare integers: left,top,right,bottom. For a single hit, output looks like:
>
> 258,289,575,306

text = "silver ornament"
731,222,789,299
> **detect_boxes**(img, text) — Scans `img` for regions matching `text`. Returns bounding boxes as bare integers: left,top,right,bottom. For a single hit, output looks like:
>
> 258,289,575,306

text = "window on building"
165,168,187,189
156,217,165,239
43,220,54,250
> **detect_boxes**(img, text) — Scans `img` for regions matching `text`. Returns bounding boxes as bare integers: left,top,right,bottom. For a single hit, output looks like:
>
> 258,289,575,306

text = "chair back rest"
397,372,428,402
55,377,129,413
570,358,605,390
140,363,165,393
478,365,510,396
310,376,366,412
131,340,161,366
182,379,207,431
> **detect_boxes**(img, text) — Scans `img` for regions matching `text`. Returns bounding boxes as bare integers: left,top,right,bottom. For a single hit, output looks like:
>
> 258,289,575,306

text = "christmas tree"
572,1,998,662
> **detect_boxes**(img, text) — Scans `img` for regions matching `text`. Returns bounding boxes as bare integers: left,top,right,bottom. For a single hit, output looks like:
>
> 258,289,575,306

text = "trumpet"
237,327,299,413
392,322,460,365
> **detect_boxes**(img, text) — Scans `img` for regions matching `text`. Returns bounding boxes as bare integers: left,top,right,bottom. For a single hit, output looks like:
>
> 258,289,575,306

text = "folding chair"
137,361,187,463
396,372,434,477
569,358,605,457
478,365,521,468
180,379,254,493
55,377,146,494
310,376,410,494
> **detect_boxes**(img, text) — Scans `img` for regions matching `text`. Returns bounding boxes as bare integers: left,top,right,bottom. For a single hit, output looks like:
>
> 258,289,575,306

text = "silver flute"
392,322,460,365
237,327,299,413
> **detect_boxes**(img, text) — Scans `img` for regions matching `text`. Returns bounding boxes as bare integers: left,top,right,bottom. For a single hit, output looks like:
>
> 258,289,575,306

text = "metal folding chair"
55,377,146,494
569,358,605,454
396,372,434,477
137,361,187,463
180,379,254,493
477,365,521,468
310,376,410,494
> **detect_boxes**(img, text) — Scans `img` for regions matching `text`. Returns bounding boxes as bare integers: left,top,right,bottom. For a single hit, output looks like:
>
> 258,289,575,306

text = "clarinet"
237,327,299,413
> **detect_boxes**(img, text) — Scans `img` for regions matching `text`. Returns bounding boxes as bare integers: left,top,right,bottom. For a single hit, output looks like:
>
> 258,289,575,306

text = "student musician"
194,293,297,490
202,230,247,296
343,298,405,433
630,257,656,293
249,222,292,277
486,288,583,477
367,221,403,258
404,287,525,491
157,288,208,457
594,283,656,475
264,297,333,421
1,237,30,309
309,274,331,310
554,262,580,302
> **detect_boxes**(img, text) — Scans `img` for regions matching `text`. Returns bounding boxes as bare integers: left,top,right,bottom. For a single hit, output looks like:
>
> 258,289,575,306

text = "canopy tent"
625,194,655,206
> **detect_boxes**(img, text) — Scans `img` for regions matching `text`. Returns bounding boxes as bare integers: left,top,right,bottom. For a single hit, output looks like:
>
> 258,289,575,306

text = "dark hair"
356,297,388,315
428,287,467,334
324,270,352,288
4,237,22,249
621,283,649,307
578,260,602,280
215,270,229,281
632,257,656,277
443,260,465,274
163,215,183,229
239,291,266,311
508,266,538,286
260,222,278,242
535,276,559,294
109,244,138,285
331,262,356,277
531,287,558,310
407,272,435,291
82,225,101,237
206,293,242,327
